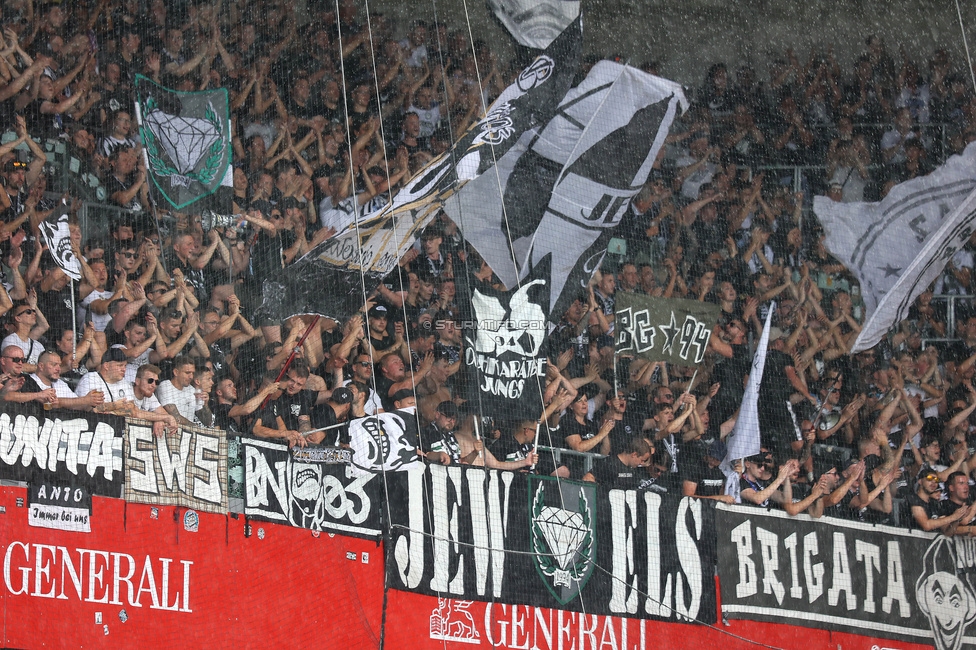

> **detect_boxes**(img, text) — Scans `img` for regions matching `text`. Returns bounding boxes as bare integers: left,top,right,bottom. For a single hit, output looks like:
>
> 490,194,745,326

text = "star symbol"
659,311,679,355
880,264,902,278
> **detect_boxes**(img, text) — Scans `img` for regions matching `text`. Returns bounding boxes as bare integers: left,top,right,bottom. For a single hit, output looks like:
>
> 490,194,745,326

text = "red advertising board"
382,587,938,650
0,484,940,650
0,486,384,649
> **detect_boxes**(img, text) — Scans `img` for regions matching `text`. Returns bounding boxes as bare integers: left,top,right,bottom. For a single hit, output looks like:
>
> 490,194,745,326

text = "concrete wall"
365,0,976,87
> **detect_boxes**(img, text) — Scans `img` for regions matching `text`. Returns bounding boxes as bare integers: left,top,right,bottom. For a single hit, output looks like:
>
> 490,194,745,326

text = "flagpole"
530,421,541,471
70,279,77,362
260,315,321,410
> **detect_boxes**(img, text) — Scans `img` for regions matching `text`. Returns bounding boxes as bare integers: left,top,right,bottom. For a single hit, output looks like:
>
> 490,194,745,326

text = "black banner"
0,404,125,498
463,259,549,420
716,505,976,649
242,437,384,539
386,464,717,622
28,479,92,532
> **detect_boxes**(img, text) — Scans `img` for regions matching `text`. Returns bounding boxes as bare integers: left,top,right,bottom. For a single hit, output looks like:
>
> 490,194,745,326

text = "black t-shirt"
560,417,600,478
310,402,349,445
588,454,644,490
258,389,316,432
212,402,243,438
374,374,397,412
605,412,644,454
420,423,461,463
907,490,942,529
739,474,770,507
680,455,726,497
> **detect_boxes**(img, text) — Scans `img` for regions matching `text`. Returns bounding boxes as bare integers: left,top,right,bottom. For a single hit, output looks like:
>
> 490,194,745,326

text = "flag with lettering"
614,293,721,366
447,61,687,317
253,19,581,324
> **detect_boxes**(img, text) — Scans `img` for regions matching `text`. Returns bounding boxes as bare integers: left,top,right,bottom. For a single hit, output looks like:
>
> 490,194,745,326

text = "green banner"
614,293,721,366
135,75,232,210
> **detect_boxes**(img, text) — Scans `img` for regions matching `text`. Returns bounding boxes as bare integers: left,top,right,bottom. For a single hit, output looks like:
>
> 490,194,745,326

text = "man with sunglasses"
129,364,179,435
343,353,382,415
0,345,53,405
910,468,976,532
2,299,48,373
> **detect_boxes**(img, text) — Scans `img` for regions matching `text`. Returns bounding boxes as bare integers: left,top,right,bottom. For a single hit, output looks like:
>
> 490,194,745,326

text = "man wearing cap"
681,440,735,504
365,304,400,360
583,436,654,489
421,401,464,465
310,386,358,446
75,347,130,404
410,224,452,279
738,454,799,508
910,468,976,532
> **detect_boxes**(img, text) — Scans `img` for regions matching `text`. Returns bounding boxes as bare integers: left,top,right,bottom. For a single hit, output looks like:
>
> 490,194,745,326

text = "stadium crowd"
1,0,976,533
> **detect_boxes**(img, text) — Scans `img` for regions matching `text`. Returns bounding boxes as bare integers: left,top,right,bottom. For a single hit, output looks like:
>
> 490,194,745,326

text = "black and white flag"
464,258,550,419
38,209,81,281
447,61,687,317
347,410,423,476
615,294,721,366
254,19,581,324
814,142,976,352
488,0,580,50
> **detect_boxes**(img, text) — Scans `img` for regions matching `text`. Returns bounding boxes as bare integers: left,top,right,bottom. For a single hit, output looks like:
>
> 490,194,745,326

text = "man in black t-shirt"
681,440,735,504
310,386,355,446
491,420,567,477
252,361,322,447
758,328,815,460
937,471,976,535
583,436,653,490
908,469,974,532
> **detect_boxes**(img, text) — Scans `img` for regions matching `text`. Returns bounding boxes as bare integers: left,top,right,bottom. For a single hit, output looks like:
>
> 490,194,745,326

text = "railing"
538,445,605,474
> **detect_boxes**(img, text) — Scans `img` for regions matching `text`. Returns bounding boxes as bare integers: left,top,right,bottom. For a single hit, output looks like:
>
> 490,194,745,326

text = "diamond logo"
528,475,596,605
144,108,220,177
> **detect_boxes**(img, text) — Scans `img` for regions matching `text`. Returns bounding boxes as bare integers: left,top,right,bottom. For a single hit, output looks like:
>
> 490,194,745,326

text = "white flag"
721,303,775,498
38,210,81,281
347,410,423,476
850,187,976,352
814,142,976,351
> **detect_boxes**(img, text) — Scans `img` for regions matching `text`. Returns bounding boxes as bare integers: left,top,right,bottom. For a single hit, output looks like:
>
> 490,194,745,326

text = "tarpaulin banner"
385,464,717,622
0,404,124,498
614,294,721,366
242,437,384,539
123,420,228,514
716,504,976,649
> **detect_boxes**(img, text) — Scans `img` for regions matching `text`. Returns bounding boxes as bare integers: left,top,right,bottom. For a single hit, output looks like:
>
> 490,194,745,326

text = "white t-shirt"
74,372,133,402
112,343,152,383
81,290,115,332
319,195,359,234
29,373,76,399
0,333,42,364
133,392,162,412
156,380,199,422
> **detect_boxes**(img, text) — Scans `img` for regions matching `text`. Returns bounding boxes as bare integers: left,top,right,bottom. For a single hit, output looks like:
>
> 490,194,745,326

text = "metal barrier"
538,445,606,474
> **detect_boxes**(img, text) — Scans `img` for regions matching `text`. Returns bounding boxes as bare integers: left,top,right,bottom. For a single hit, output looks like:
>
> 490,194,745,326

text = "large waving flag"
721,303,775,499
254,18,582,323
134,75,233,210
814,142,976,352
446,61,687,316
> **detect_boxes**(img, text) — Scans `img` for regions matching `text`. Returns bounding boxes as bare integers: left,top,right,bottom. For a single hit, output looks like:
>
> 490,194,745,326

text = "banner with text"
386,464,717,622
242,437,384,539
124,420,228,514
614,294,721,366
716,504,976,649
0,405,124,498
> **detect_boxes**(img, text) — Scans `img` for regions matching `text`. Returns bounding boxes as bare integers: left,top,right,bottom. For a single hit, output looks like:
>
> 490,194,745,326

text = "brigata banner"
614,294,721,366
386,464,716,622
0,404,124,498
242,437,383,539
716,504,976,650
124,420,228,514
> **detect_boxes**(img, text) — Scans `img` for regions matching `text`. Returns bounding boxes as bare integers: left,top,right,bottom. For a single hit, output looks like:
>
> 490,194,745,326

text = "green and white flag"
614,293,721,366
134,75,232,210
